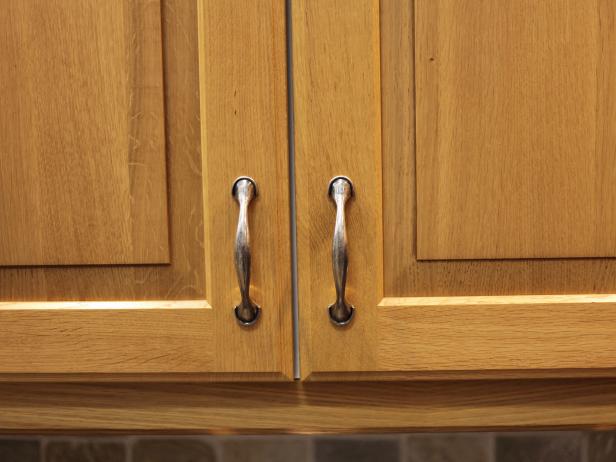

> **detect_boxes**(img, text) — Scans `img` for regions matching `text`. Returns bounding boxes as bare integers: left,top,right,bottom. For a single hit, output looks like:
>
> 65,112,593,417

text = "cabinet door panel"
416,0,616,260
294,0,616,379
0,0,169,266
0,0,292,380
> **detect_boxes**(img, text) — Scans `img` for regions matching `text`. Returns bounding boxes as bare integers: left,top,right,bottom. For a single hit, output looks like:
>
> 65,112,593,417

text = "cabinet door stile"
293,0,384,377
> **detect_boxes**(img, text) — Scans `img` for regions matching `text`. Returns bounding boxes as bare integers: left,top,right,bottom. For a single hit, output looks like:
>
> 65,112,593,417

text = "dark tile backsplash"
495,433,584,462
314,437,400,462
222,438,310,462
46,441,126,462
0,431,606,462
133,439,216,462
588,431,616,462
406,434,491,462
0,439,40,462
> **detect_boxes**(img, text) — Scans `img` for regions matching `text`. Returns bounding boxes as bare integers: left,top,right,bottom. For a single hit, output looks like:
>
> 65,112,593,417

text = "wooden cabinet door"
294,0,616,380
0,0,292,379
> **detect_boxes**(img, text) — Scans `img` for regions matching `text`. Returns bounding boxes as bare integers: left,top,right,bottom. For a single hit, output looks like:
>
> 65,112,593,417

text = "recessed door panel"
0,0,169,266
415,0,616,260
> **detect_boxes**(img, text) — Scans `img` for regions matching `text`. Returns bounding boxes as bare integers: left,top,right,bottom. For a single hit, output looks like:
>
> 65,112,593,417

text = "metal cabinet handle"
327,176,355,326
232,177,260,326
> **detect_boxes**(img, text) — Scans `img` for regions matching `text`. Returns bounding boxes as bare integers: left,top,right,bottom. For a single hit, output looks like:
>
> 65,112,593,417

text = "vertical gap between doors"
285,0,301,380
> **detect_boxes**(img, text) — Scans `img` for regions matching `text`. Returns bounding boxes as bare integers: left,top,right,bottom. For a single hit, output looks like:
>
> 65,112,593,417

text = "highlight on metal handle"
327,176,355,326
232,177,260,326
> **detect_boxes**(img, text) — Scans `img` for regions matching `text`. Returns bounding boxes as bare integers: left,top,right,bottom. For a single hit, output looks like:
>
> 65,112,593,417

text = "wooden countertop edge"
1,379,616,433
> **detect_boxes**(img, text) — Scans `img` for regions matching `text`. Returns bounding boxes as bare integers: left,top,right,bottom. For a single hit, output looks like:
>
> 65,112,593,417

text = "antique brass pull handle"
327,176,355,326
232,177,260,326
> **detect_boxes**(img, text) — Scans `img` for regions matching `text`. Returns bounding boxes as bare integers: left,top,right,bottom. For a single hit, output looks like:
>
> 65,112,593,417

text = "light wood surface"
379,295,616,372
0,0,169,266
293,0,383,377
199,0,293,377
382,1,616,299
0,0,205,301
295,0,616,379
0,0,293,379
3,380,616,432
415,0,616,260
0,301,214,374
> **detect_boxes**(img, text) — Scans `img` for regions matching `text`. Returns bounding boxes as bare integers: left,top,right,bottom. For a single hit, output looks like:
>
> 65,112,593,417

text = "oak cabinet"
293,0,616,380
4,0,616,434
0,0,292,379
3,0,616,386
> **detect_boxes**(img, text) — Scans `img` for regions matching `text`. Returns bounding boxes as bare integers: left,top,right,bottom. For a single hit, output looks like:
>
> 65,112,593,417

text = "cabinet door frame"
294,0,616,380
0,0,293,381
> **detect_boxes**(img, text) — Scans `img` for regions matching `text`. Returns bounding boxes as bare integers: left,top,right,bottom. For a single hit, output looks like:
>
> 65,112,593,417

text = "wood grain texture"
297,0,616,380
383,0,616,298
199,0,293,377
0,0,169,265
293,0,383,377
379,295,616,372
0,0,205,300
416,0,616,260
0,0,293,379
0,301,214,373
3,380,616,432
